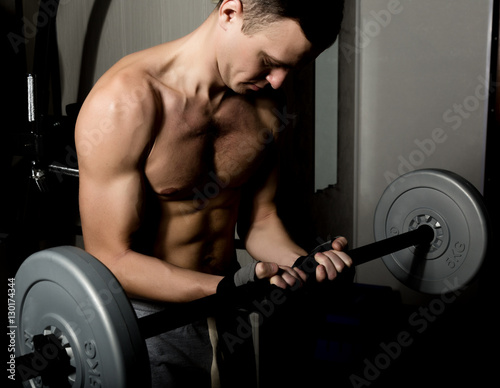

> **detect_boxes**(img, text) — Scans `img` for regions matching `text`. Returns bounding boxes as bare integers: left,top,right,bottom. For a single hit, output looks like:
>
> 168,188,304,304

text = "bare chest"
145,96,276,201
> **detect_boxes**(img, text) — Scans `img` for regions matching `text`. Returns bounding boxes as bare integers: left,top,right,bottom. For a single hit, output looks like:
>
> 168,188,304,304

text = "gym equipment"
14,169,489,387
14,246,150,387
298,169,488,294
374,169,488,294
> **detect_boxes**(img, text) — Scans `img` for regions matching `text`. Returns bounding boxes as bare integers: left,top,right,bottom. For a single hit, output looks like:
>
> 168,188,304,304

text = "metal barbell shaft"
138,225,435,339
12,225,441,382
345,224,435,266
48,163,80,177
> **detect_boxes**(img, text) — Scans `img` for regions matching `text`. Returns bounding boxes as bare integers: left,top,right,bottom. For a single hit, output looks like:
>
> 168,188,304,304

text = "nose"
266,68,289,89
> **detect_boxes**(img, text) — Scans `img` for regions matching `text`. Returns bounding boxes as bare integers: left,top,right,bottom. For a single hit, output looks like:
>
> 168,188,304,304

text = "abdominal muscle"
145,190,242,276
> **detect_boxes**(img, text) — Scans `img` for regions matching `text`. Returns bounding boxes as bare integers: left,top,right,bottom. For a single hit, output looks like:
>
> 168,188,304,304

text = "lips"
248,81,269,91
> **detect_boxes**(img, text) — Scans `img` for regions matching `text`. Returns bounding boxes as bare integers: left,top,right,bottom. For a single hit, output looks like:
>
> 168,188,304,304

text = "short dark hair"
217,0,345,52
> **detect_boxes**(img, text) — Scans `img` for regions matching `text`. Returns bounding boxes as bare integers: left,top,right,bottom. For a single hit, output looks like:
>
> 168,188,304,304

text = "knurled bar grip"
138,225,435,339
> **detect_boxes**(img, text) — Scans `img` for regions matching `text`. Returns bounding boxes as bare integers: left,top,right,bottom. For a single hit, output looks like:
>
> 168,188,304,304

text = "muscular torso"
126,52,279,274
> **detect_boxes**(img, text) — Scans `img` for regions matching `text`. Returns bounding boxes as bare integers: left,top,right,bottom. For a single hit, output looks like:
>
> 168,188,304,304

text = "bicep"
238,161,279,239
75,80,155,263
78,167,145,260
244,92,288,219
238,99,285,234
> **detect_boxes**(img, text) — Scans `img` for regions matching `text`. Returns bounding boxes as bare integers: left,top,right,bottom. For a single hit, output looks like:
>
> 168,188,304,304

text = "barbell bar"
13,227,433,387
13,169,489,387
139,223,436,341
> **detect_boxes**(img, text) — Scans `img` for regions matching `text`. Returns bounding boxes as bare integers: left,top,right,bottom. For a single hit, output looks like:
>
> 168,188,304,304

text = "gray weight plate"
15,246,150,387
374,169,488,294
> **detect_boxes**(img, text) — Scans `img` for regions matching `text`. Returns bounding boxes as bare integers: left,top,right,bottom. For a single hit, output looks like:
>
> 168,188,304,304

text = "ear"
218,0,243,31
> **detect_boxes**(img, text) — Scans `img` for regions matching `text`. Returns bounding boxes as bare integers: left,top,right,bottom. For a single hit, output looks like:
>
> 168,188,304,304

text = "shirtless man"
76,0,349,386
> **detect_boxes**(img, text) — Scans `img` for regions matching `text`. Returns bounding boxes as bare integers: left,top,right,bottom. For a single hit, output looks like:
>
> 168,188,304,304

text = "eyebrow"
262,52,292,69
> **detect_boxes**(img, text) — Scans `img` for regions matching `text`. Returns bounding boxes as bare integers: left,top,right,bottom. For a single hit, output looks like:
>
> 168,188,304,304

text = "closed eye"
263,58,278,68
261,52,290,69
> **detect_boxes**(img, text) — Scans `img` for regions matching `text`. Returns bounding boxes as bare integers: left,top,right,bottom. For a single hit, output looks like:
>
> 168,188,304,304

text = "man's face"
217,17,313,94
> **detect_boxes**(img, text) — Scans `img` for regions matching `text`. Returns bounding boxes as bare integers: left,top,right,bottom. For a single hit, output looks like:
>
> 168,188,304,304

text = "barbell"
13,169,489,387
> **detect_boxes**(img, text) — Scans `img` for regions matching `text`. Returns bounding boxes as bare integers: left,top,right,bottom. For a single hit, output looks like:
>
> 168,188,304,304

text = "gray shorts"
133,300,257,388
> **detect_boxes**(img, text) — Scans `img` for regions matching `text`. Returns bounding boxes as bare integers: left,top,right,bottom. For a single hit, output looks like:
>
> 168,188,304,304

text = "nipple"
161,187,180,196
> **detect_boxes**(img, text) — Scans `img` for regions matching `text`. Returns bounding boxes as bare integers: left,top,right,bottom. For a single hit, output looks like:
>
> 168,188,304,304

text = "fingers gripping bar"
296,224,436,276
139,225,436,339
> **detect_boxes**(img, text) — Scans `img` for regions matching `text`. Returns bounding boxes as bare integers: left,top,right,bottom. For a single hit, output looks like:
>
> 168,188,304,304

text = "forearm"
243,211,307,266
98,249,222,303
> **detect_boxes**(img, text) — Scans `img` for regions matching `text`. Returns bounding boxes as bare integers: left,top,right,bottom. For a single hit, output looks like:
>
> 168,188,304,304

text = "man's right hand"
217,261,304,297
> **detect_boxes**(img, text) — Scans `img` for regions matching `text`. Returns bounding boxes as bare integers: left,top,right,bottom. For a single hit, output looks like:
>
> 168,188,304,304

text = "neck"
168,12,228,102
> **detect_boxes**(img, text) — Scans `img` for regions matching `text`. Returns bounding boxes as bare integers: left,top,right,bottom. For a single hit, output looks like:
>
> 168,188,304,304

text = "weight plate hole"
408,214,446,254
43,326,77,384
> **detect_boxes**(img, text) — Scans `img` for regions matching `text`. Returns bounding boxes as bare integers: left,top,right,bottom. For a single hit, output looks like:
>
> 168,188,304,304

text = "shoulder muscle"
75,69,159,177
